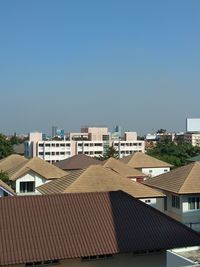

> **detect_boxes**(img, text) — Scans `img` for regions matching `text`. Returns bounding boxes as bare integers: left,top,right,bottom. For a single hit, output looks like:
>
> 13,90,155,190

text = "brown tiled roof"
121,152,173,168
0,180,15,195
0,191,200,266
103,157,146,178
54,154,102,170
0,156,67,181
143,162,200,194
37,165,164,198
0,154,28,173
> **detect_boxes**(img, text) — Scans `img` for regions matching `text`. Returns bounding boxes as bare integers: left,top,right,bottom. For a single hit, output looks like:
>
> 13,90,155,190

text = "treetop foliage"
0,134,14,159
147,137,200,167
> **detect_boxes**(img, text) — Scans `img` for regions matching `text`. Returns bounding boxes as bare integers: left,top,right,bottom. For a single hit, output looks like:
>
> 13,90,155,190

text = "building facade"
24,128,145,163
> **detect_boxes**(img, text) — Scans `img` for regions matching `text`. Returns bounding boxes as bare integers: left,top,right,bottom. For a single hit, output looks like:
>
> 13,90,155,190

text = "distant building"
52,126,65,138
184,118,200,147
184,133,200,147
24,127,145,163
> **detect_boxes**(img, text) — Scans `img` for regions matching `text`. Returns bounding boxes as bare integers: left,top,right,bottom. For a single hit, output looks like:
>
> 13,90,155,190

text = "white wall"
0,188,4,197
142,167,170,177
0,186,13,197
167,247,200,267
15,171,48,195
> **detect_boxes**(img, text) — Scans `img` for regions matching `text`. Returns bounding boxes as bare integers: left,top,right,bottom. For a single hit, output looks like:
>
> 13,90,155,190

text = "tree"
0,170,9,184
0,134,14,159
147,136,200,167
0,170,15,190
97,146,119,160
156,129,167,134
10,132,20,145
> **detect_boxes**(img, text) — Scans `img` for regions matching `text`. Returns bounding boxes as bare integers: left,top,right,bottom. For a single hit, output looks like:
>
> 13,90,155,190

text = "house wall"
181,195,200,232
167,247,200,267
0,186,13,197
4,252,166,267
142,167,170,178
140,198,157,208
15,171,48,195
167,250,197,267
0,187,4,197
155,191,200,232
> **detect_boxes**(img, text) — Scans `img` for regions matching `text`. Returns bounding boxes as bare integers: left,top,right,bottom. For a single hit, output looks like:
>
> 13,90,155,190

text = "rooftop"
121,152,173,168
54,154,102,170
37,165,164,198
0,155,67,181
0,191,200,266
143,162,200,194
103,157,146,178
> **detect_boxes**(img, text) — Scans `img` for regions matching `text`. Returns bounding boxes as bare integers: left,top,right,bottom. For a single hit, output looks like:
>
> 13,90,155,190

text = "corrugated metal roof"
0,191,200,266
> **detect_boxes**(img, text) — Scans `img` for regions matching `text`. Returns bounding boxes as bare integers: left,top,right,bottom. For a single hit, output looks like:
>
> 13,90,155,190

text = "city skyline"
1,0,200,135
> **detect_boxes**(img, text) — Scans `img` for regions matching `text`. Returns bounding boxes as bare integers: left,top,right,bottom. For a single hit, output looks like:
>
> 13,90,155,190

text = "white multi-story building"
184,118,200,147
184,133,200,147
24,127,145,163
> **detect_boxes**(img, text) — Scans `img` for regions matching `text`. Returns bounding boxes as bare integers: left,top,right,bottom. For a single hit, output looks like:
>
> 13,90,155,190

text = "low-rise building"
121,152,173,177
37,164,164,209
0,155,67,195
144,162,200,232
0,191,200,267
184,133,200,147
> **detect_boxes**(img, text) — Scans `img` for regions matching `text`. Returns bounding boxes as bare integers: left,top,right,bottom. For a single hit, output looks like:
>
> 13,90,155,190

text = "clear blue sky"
0,0,200,135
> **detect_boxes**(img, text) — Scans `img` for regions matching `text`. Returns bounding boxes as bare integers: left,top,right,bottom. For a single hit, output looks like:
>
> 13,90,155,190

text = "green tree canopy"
0,170,9,184
0,134,14,159
98,146,119,160
147,137,200,167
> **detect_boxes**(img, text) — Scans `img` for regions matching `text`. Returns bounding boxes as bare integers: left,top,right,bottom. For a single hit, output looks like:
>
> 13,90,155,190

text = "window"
188,197,200,210
20,182,35,193
172,195,180,209
45,144,50,147
145,199,151,203
164,169,168,172
95,143,102,146
164,197,167,210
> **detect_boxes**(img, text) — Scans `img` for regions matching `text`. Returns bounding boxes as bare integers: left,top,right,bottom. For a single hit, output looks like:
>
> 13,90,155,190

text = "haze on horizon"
0,0,200,136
